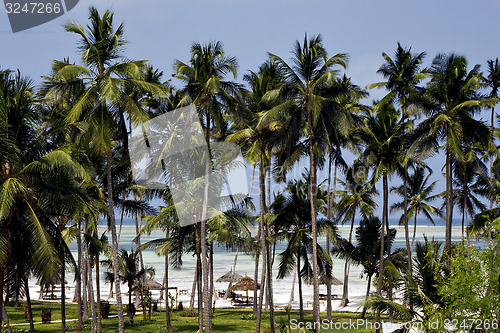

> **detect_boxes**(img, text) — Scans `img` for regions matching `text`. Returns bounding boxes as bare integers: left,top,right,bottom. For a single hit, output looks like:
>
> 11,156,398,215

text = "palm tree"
355,101,412,304
174,41,239,333
390,166,442,248
368,43,427,272
333,216,396,318
451,158,487,241
413,54,493,253
46,8,166,331
272,174,335,320
268,34,348,328
118,249,154,324
335,167,378,306
227,60,284,331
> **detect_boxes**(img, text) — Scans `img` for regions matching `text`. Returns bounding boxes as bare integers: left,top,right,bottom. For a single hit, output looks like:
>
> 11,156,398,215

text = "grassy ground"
4,301,386,332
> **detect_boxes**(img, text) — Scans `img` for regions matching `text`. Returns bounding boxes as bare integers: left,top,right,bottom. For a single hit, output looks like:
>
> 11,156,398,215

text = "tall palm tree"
335,167,377,306
272,174,335,321
368,43,427,272
413,54,493,253
174,41,239,333
390,166,442,248
47,8,166,331
227,60,284,332
268,34,348,328
355,101,412,304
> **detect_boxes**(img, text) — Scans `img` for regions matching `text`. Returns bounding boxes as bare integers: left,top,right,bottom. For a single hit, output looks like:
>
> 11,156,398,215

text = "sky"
2,0,500,219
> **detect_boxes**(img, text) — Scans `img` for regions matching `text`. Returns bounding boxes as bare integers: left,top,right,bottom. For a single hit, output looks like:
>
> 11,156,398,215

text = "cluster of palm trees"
1,6,500,333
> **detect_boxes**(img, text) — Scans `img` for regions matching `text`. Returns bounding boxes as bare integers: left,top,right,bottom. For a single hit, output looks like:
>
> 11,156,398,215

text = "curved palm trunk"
308,115,321,331
411,209,418,249
0,268,4,328
341,215,355,307
24,279,34,333
224,249,239,300
255,143,267,333
188,261,197,314
106,151,125,332
359,274,372,319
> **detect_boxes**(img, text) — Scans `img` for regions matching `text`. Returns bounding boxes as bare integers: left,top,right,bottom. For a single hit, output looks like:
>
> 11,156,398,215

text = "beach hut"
230,275,260,305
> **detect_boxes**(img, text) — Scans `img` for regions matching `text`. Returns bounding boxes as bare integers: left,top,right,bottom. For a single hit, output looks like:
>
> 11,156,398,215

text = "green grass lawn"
4,301,386,332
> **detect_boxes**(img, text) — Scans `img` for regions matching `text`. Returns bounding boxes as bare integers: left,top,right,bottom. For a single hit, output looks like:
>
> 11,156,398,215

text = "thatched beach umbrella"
216,271,243,283
134,278,165,290
327,276,343,286
230,275,260,304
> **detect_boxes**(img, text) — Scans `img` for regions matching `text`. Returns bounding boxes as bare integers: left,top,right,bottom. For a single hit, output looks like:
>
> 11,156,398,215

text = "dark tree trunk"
341,214,355,307
360,274,372,319
195,225,203,333
107,151,124,332
76,220,83,329
61,247,66,333
24,279,35,333
165,230,172,331
297,249,303,321
96,252,102,333
308,114,320,331
255,142,267,333
376,175,386,333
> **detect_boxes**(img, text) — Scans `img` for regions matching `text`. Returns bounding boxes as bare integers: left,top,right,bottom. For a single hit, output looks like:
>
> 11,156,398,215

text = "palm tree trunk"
403,167,412,271
376,174,386,333
209,243,214,316
82,230,88,321
106,150,125,332
326,159,337,320
255,142,267,333
189,262,197,314
445,148,453,255
88,254,97,332
490,106,495,243
0,268,3,328
24,279,35,333
76,220,83,329
411,209,418,249
96,252,102,333
383,174,394,323
341,214,355,307
195,225,203,333
253,230,260,317
297,249,303,321
265,224,275,332
224,249,239,300
308,116,321,331
61,246,66,333
360,274,372,319
165,234,172,331
201,112,211,333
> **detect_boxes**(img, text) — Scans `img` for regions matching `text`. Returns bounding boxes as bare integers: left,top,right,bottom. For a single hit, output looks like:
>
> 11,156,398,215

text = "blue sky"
2,0,500,218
